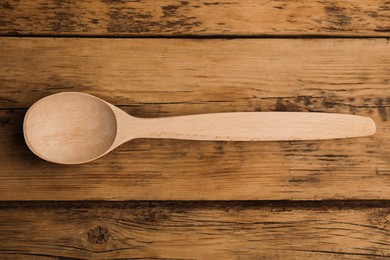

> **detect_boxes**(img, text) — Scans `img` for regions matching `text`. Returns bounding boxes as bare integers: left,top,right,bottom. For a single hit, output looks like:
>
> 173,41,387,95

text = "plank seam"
1,200,390,209
0,34,389,39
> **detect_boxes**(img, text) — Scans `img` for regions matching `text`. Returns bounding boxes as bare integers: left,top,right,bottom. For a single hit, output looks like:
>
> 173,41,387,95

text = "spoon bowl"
24,92,118,164
24,92,376,164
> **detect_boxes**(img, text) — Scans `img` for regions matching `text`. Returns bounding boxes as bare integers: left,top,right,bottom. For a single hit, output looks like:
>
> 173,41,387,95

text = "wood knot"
88,226,110,245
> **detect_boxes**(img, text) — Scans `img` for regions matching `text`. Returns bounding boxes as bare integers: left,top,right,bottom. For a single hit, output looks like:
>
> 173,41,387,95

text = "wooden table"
0,1,389,259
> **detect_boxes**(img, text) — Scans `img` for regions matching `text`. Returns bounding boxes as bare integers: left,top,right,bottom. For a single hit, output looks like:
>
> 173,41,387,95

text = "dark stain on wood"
322,98,336,108
0,1,13,9
105,2,201,34
375,27,390,32
203,2,221,5
132,206,171,225
324,4,352,27
51,12,75,33
275,98,287,111
46,75,79,90
275,98,304,112
0,96,17,103
90,18,99,24
376,98,388,121
161,5,179,19
214,142,225,155
0,115,11,126
288,176,320,183
367,208,390,229
294,96,313,106
317,153,349,162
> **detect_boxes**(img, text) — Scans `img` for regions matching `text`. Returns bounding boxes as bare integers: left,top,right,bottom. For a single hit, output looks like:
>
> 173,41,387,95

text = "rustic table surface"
1,1,390,259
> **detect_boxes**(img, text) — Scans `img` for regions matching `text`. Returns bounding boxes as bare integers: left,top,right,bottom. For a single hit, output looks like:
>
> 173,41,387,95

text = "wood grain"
0,201,389,259
0,0,389,36
1,1,389,257
0,37,389,200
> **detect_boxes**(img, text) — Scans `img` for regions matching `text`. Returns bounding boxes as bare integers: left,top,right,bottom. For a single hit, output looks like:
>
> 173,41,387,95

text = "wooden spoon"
23,92,376,164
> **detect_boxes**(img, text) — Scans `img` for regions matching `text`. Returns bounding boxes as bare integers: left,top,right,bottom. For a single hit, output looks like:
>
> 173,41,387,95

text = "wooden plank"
0,0,389,36
0,38,389,200
0,201,389,259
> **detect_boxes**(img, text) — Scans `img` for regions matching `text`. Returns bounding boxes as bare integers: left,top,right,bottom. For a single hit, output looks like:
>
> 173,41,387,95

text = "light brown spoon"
23,92,376,164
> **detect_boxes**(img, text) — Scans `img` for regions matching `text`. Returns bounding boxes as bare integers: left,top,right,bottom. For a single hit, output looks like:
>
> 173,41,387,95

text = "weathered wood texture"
0,38,389,200
0,201,390,259
0,0,390,36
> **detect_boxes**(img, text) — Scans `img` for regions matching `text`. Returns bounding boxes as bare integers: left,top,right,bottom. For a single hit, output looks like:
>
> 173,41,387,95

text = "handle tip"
366,117,376,136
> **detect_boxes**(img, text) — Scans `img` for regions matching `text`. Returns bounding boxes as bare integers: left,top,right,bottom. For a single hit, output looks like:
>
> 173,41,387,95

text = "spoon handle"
135,112,376,141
